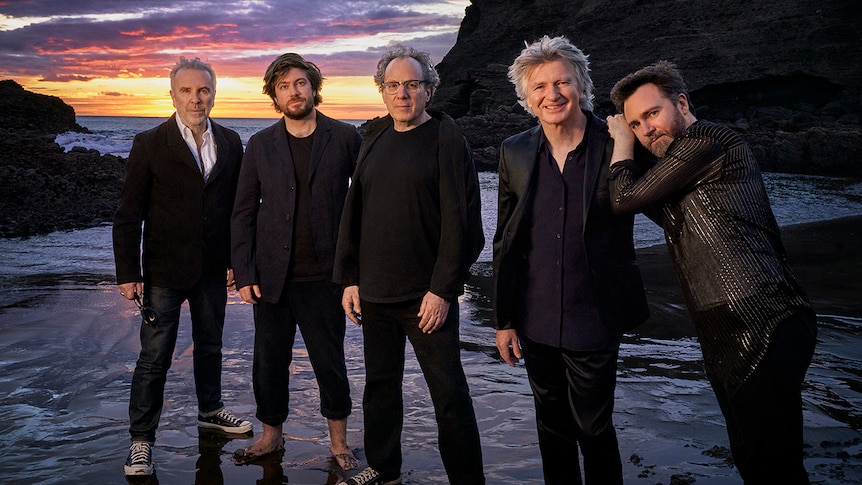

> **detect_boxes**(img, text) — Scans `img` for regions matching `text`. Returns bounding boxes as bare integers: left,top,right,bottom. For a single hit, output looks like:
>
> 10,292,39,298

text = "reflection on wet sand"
0,217,860,484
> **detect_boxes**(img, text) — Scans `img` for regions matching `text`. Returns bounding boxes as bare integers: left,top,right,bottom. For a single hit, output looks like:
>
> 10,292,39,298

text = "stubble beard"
646,109,688,158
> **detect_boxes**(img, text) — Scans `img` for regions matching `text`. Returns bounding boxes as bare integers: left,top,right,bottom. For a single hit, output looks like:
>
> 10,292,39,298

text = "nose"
640,120,655,137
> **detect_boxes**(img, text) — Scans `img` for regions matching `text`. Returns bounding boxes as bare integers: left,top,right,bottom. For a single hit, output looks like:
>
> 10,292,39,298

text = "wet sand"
0,216,860,484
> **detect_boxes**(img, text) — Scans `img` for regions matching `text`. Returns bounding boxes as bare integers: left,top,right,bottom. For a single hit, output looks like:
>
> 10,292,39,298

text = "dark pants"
129,279,226,443
520,336,623,485
360,298,485,484
707,309,817,484
252,280,351,425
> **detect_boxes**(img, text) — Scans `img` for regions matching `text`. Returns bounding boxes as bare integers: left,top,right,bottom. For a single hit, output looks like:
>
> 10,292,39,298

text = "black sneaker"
338,467,401,485
124,441,154,476
197,408,253,434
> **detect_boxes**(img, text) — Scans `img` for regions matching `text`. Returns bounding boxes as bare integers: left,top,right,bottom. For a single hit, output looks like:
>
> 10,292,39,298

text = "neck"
541,110,587,151
283,109,317,137
393,111,431,132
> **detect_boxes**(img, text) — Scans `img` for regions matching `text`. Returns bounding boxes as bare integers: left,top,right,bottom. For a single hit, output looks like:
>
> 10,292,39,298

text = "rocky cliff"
0,80,125,238
432,0,862,175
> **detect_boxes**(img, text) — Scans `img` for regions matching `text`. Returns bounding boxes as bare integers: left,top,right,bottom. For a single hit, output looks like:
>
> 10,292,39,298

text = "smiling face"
274,67,316,121
170,67,215,133
524,59,583,128
381,56,431,131
623,83,694,157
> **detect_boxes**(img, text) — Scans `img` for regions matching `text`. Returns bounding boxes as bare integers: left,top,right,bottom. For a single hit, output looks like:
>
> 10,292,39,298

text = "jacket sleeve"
230,134,261,289
429,126,483,300
112,132,152,284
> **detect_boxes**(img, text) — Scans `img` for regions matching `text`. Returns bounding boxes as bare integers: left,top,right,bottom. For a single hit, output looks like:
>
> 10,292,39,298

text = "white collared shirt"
175,115,217,180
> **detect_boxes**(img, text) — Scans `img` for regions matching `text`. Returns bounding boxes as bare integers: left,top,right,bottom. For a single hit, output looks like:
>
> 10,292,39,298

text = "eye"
405,80,421,90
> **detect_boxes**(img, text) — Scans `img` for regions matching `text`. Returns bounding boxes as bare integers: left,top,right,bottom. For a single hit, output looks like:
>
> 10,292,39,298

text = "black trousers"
707,309,817,484
520,336,623,485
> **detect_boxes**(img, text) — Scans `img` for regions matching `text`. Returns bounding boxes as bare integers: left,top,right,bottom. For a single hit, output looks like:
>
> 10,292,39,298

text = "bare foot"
232,424,285,465
331,450,359,471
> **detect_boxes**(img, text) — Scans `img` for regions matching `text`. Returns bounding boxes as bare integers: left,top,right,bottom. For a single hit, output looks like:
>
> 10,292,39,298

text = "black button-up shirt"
518,126,608,351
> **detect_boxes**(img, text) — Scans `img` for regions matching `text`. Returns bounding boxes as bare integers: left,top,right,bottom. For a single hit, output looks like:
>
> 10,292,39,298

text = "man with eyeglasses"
113,57,252,477
334,45,486,485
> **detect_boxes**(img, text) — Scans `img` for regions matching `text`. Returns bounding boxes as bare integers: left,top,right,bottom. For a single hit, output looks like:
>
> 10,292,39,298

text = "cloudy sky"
0,0,470,119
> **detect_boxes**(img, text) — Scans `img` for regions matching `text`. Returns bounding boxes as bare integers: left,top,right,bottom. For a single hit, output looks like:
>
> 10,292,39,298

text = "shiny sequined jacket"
609,120,813,393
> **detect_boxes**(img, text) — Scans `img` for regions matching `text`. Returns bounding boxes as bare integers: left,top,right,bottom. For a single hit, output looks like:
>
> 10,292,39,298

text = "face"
623,83,692,157
274,67,316,121
524,59,582,127
170,67,215,132
381,56,431,131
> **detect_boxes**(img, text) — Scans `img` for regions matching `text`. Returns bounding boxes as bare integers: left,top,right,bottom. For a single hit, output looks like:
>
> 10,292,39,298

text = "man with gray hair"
114,56,251,477
492,36,648,484
334,44,485,485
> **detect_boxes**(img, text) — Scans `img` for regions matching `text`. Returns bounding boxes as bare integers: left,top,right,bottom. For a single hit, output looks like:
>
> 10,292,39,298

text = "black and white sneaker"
338,467,401,485
197,408,253,434
124,441,154,476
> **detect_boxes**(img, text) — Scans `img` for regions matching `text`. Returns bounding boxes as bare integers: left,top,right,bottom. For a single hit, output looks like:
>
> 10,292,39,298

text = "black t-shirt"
287,130,323,281
356,118,442,302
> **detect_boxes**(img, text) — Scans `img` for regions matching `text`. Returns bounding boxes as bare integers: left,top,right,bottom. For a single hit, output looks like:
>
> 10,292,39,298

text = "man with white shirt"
113,56,251,477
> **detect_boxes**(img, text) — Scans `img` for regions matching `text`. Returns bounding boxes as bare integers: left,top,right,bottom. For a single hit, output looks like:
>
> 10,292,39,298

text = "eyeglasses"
134,294,158,324
381,80,425,95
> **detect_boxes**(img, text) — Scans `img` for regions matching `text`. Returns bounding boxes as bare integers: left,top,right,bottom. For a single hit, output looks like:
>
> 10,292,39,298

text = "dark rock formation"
432,0,862,176
0,80,125,238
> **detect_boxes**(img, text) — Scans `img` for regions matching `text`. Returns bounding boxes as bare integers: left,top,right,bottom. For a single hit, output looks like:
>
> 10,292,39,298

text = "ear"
677,93,691,115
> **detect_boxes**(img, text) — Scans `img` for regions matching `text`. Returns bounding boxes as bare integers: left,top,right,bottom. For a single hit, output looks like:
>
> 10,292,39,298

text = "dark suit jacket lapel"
167,113,204,178
511,125,542,200
308,111,331,182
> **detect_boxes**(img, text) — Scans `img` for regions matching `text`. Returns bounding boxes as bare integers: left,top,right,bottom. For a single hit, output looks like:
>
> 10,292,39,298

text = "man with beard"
606,60,817,483
230,53,362,471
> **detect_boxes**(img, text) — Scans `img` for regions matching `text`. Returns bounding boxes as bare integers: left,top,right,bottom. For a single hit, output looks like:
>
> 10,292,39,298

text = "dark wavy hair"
263,53,324,112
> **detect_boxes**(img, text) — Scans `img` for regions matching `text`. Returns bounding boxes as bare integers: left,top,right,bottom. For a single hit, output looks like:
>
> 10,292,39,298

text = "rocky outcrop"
0,80,125,238
432,0,862,175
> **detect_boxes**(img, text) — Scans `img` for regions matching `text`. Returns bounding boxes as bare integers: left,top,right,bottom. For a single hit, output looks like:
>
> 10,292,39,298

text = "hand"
238,285,261,304
496,328,522,367
342,285,362,327
226,269,236,290
118,281,143,300
417,291,450,334
606,113,636,163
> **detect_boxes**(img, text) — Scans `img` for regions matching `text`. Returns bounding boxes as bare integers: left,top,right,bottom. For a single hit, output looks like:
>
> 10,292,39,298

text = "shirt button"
556,233,561,239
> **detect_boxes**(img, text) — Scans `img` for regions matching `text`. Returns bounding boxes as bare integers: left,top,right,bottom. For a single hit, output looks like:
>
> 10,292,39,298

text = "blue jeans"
360,298,485,485
251,280,351,425
520,337,623,485
128,279,226,442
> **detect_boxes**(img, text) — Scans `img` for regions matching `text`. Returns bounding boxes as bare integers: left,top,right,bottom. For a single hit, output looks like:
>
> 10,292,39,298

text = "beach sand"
0,216,859,484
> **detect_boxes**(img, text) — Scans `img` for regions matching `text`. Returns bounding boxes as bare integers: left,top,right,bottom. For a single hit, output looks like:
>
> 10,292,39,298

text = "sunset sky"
0,0,471,120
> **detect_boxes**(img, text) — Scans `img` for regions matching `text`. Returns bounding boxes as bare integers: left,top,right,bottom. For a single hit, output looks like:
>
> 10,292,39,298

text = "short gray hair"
170,57,216,89
508,35,594,116
373,44,440,98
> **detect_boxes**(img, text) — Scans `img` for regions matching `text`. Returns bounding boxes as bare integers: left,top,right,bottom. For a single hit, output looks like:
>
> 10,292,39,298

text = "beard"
282,97,314,120
644,109,688,158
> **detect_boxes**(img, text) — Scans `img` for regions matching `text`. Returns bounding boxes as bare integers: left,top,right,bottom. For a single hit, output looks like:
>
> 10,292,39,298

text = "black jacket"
492,112,648,336
113,114,243,289
230,111,362,302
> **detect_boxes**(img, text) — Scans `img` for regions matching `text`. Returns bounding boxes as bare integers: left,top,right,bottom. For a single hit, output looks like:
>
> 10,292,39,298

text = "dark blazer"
113,114,244,289
492,112,648,336
231,111,361,303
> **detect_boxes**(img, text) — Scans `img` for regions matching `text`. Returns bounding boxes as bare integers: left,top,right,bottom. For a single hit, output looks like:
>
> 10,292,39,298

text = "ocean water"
59,116,862,256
